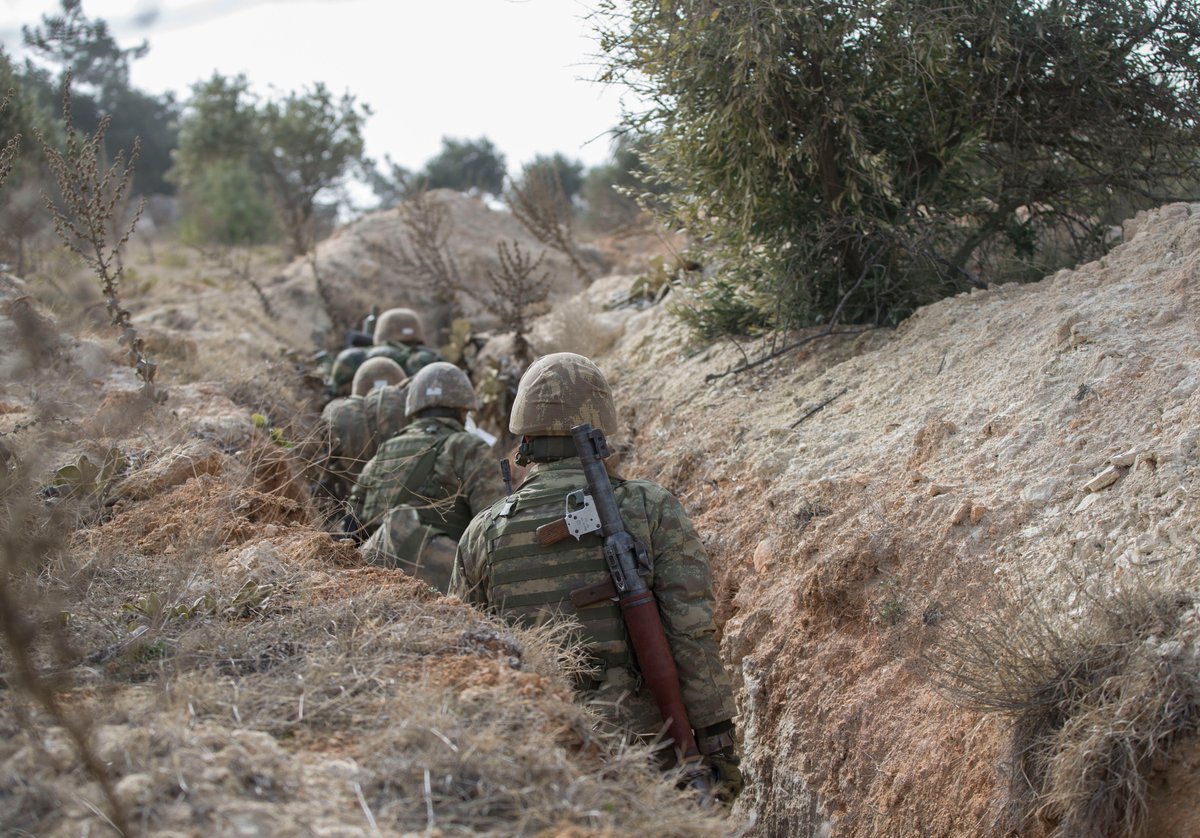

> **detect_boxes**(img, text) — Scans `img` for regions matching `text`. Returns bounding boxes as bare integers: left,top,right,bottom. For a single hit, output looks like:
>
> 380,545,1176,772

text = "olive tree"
257,83,369,255
419,136,507,195
171,75,368,254
598,0,1200,332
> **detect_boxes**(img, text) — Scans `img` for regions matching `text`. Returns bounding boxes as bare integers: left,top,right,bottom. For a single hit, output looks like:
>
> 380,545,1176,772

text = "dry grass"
929,577,1200,837
2,351,731,836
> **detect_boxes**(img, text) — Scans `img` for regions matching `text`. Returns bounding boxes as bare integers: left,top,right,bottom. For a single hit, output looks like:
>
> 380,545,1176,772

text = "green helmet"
405,361,478,415
509,352,617,436
330,347,369,397
351,356,407,397
374,308,425,345
365,343,412,367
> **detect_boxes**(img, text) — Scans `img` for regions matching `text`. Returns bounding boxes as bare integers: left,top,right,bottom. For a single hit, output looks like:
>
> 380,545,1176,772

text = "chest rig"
361,421,473,537
482,477,632,687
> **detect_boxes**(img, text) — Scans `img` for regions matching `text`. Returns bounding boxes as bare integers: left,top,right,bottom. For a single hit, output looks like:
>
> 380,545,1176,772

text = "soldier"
449,352,742,797
327,346,369,399
366,307,444,377
315,356,407,504
351,362,503,591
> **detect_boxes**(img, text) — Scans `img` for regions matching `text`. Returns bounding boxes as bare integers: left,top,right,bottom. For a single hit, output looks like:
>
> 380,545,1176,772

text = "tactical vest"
480,481,631,689
363,382,409,445
360,420,476,538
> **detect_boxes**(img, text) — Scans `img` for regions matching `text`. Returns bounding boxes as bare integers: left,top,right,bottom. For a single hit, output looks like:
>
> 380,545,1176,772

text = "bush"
597,0,1200,335
929,580,1200,837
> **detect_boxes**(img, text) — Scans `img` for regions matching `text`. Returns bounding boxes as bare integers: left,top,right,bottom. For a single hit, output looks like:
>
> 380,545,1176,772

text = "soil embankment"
2,199,1198,835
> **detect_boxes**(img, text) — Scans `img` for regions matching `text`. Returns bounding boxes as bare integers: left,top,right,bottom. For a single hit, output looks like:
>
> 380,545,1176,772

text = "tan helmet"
373,308,425,345
351,356,407,396
405,362,478,415
509,352,617,436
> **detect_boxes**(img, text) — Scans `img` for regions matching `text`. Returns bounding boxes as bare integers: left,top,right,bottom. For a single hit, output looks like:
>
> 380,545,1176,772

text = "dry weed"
928,577,1200,837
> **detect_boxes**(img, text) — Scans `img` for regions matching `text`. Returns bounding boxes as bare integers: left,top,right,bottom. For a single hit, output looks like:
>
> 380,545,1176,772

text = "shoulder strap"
389,427,452,509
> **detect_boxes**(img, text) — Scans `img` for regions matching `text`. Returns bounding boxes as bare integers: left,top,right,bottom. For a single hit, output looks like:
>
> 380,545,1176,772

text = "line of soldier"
315,320,743,800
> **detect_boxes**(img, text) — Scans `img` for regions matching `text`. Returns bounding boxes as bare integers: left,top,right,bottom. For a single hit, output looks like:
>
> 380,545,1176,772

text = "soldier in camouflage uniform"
327,346,369,399
449,353,741,795
366,308,445,377
315,356,408,504
351,362,503,591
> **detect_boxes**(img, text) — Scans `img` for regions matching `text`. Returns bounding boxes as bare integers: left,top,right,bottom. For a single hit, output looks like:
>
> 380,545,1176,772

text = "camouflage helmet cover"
405,361,478,414
351,356,407,396
374,308,425,345
330,347,369,394
509,352,617,436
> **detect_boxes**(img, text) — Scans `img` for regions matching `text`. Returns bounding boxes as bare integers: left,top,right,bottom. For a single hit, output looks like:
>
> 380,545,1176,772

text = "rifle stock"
571,423,708,780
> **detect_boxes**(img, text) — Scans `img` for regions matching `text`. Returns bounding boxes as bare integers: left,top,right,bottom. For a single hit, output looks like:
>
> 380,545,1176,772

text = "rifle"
569,422,712,795
343,306,381,348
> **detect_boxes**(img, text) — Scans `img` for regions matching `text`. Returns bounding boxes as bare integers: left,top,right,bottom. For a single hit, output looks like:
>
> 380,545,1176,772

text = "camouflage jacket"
316,395,370,501
353,416,502,539
451,458,735,736
362,382,409,446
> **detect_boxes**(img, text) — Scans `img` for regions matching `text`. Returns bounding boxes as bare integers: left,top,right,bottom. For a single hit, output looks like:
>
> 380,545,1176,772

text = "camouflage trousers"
360,507,457,592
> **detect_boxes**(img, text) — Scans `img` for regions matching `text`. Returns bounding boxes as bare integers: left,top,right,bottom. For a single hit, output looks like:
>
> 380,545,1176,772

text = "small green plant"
251,412,290,447
872,581,908,627
921,600,944,626
51,447,126,500
669,274,772,340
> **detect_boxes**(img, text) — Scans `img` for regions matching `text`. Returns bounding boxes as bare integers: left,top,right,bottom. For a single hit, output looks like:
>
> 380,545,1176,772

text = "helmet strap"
516,435,577,465
413,407,463,421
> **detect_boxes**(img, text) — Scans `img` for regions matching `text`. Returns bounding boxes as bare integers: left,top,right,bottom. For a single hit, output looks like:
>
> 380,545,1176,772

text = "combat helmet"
374,308,425,345
509,352,617,436
351,356,406,397
405,362,478,416
330,347,369,397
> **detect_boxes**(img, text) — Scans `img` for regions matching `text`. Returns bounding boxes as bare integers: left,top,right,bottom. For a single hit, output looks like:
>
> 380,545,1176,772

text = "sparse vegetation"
509,159,595,284
38,77,159,400
929,579,1200,837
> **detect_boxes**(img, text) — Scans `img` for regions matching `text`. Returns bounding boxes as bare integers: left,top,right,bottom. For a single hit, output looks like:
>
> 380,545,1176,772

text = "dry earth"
2,197,1198,837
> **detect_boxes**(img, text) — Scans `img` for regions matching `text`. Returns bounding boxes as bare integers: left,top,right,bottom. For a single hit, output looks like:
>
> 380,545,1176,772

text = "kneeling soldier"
450,352,741,798
351,362,503,591
315,356,407,504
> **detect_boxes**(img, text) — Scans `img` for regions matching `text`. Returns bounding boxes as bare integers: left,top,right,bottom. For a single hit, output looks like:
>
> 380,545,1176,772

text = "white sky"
0,0,637,177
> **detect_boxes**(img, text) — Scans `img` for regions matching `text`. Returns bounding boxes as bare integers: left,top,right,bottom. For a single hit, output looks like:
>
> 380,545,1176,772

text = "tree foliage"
21,0,178,195
171,75,369,253
581,132,659,228
258,83,369,255
419,136,507,195
598,0,1200,332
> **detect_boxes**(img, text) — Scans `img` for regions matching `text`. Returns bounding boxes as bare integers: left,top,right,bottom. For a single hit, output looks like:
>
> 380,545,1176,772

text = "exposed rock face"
583,203,1200,835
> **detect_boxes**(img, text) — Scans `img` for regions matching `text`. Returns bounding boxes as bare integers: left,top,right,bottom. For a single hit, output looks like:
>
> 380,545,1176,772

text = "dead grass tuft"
929,579,1200,837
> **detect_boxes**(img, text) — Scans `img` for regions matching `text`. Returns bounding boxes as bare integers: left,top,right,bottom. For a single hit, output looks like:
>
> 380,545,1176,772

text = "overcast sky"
0,0,637,177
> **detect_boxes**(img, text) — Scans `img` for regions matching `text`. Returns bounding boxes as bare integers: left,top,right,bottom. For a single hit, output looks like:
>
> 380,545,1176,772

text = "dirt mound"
268,189,598,347
0,264,731,837
7,188,1199,835
581,203,1200,835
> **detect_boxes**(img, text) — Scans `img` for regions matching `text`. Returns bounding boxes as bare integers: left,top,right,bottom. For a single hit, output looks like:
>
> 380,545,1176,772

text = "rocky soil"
2,197,1198,836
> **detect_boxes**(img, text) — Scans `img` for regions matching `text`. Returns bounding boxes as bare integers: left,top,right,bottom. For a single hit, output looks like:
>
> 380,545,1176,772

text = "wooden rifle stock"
571,423,707,772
